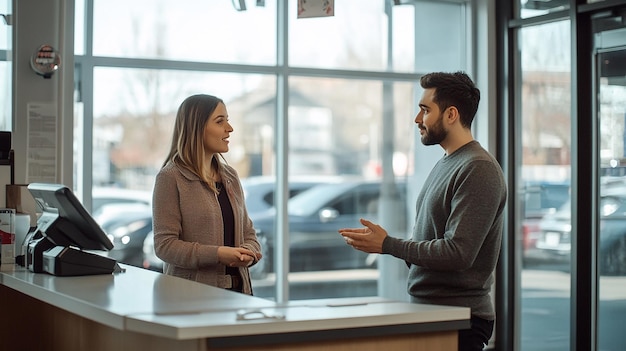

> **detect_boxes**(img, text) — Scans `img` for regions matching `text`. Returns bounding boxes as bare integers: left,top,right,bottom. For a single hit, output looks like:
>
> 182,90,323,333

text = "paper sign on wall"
297,0,334,19
26,102,58,183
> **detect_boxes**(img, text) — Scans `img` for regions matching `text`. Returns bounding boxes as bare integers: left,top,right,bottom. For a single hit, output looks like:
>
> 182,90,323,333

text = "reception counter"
0,264,470,351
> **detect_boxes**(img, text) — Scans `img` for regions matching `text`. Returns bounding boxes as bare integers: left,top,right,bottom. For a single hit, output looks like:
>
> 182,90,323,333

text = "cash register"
20,183,122,276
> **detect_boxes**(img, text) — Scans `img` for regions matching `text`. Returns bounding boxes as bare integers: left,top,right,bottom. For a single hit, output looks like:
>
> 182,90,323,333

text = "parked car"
251,178,407,277
241,175,343,216
140,176,344,272
520,181,570,265
100,205,153,267
87,188,153,267
91,187,152,215
536,185,626,275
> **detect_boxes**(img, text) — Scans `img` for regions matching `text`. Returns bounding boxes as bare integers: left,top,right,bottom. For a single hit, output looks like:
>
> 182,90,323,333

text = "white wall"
12,0,74,185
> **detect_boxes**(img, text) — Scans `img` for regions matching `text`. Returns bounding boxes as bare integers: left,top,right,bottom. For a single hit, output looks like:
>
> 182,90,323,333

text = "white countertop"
1,263,275,330
1,263,470,341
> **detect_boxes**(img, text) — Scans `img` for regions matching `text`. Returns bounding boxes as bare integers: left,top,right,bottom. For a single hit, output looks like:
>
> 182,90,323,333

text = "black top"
216,182,238,276
216,182,235,246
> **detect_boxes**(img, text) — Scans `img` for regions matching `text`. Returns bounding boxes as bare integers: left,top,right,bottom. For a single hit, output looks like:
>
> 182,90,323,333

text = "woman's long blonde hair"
163,94,225,192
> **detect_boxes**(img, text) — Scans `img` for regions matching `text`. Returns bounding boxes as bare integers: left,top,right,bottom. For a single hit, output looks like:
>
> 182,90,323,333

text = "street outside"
521,268,626,351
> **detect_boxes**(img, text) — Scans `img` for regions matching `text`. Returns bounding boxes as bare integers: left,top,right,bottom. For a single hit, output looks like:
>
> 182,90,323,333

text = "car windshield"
523,182,570,215
287,182,357,217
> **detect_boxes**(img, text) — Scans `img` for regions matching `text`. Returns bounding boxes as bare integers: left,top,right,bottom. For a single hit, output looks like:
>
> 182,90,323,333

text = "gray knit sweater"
382,141,507,320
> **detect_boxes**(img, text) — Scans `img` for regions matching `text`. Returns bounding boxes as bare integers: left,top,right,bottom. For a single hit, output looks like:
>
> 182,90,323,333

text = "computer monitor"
25,183,118,276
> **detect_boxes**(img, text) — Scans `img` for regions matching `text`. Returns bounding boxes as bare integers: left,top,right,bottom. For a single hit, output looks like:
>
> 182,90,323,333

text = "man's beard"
420,113,447,146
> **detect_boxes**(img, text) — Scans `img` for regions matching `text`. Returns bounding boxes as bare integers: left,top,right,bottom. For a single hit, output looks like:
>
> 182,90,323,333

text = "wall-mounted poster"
26,102,58,183
297,0,334,19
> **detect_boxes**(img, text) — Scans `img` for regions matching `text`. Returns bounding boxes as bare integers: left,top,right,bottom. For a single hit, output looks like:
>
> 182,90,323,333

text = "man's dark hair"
419,71,480,128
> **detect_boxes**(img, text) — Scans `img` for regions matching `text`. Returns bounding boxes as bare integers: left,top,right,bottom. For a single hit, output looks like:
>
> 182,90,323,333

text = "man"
339,71,507,351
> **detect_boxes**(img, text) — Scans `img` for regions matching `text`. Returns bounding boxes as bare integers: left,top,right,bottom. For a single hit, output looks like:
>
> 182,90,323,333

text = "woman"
152,94,262,294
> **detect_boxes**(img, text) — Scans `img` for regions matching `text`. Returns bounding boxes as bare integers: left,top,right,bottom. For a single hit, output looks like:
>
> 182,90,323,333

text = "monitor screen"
28,183,113,251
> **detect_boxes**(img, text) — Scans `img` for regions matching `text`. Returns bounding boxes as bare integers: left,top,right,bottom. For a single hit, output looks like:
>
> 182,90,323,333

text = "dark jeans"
458,316,494,351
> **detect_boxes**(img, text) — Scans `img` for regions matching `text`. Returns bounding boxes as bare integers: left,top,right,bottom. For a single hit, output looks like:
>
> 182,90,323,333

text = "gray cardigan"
152,161,261,294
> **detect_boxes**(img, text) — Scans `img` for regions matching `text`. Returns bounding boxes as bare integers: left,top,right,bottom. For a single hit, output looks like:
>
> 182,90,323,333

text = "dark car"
520,181,570,265
91,187,152,215
100,204,153,267
140,176,344,272
251,178,407,277
241,175,343,216
536,185,626,275
89,189,153,268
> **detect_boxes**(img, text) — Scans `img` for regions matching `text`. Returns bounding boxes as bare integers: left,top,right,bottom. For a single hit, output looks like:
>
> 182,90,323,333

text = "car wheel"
602,236,626,276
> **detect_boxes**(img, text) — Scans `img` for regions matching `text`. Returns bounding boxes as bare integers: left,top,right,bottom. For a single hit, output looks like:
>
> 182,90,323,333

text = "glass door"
594,21,626,351
516,20,572,351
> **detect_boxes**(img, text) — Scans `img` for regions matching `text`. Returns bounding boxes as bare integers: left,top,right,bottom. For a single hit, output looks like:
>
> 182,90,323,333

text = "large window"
289,0,415,72
75,0,473,302
92,0,276,65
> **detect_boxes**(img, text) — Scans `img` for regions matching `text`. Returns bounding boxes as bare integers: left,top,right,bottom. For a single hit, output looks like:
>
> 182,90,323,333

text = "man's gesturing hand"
338,218,387,254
